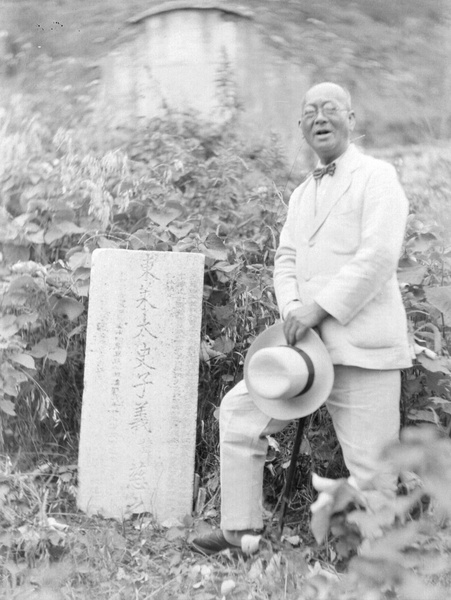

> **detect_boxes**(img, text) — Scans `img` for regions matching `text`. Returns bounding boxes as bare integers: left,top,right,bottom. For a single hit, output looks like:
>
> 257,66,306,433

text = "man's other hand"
283,302,329,346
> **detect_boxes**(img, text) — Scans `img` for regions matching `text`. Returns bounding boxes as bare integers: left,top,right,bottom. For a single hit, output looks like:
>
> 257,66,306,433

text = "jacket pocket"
347,301,408,350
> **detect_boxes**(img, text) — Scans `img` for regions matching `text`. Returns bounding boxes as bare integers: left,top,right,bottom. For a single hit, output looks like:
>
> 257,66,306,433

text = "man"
192,82,412,555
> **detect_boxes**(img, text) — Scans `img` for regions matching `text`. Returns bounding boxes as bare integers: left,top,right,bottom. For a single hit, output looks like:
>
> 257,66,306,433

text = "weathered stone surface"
77,249,205,522
98,7,311,165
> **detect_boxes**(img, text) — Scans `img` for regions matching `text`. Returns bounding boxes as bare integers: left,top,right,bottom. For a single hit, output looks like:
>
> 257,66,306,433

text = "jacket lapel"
301,177,317,233
308,144,361,239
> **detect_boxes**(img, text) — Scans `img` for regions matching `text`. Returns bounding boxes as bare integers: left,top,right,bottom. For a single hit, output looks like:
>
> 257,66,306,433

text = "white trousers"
219,366,401,530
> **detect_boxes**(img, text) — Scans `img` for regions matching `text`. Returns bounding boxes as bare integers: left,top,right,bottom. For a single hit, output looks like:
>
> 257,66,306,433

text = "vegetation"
1,0,450,146
1,90,451,598
1,0,451,598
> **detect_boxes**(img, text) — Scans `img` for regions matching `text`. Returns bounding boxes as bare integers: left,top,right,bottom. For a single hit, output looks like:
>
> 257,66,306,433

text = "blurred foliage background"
1,0,450,145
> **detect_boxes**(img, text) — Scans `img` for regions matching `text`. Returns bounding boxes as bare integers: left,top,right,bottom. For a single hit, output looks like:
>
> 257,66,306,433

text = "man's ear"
348,110,356,132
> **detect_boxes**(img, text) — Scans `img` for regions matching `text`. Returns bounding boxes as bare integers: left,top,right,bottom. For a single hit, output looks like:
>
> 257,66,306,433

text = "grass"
3,408,433,600
2,457,450,600
0,407,349,599
0,453,331,600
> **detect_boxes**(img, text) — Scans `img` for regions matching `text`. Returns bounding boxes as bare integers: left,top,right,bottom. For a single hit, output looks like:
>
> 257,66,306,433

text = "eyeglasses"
299,103,349,124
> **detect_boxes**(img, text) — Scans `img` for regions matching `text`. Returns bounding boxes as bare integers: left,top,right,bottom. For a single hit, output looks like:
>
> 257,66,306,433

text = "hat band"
281,345,315,395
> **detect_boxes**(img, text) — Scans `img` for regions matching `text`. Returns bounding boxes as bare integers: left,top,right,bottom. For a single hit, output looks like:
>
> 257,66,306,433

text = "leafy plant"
0,71,450,600
397,154,451,432
0,101,290,465
308,426,451,600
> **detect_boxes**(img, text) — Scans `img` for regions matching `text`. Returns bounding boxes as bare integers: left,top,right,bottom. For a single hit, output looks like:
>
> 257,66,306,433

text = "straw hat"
244,323,334,420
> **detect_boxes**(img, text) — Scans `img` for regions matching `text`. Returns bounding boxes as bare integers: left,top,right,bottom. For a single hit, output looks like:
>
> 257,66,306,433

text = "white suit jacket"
274,144,412,370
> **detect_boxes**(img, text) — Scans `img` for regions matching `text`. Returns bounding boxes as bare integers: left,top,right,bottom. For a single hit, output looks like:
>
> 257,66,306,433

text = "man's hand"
283,302,329,346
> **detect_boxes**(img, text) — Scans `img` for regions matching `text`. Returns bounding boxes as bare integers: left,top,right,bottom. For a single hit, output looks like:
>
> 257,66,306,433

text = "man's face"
300,83,355,164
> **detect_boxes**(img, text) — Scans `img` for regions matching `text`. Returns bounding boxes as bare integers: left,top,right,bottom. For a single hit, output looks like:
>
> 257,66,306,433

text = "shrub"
1,96,450,513
0,104,289,469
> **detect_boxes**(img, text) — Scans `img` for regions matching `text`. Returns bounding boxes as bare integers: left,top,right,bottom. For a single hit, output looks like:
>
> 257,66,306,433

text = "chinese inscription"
77,249,205,522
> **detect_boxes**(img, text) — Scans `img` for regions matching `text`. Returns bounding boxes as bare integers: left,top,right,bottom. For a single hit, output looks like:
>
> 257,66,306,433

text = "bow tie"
313,162,336,180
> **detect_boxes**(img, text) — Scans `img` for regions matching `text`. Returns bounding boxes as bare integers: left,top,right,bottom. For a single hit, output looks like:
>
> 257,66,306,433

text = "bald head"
300,82,355,164
302,82,352,111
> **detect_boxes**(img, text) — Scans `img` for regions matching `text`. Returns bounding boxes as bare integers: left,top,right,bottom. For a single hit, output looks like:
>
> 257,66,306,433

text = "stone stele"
77,249,205,522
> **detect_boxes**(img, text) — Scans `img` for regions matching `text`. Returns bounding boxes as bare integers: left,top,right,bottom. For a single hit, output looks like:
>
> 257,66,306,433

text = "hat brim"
244,323,334,420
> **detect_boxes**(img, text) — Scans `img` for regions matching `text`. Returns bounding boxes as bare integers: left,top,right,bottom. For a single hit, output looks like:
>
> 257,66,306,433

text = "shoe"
191,530,241,556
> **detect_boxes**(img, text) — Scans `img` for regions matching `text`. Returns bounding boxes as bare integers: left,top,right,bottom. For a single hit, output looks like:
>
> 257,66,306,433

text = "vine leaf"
168,222,194,239
52,297,84,321
29,337,67,364
1,363,27,396
0,315,20,339
67,251,92,271
44,221,85,245
416,354,451,375
405,232,437,253
10,353,36,370
397,265,426,285
148,201,183,227
201,233,228,261
212,335,234,355
426,286,451,326
130,229,158,250
0,399,16,416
